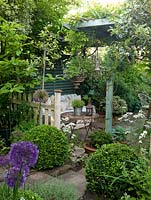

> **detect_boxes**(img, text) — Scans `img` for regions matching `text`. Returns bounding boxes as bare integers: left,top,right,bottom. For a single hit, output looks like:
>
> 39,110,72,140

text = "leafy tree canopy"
112,0,151,68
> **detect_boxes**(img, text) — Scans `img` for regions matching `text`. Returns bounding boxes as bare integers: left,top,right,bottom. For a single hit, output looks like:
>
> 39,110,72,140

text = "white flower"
20,198,25,200
125,130,130,135
71,134,76,139
139,130,147,140
138,140,142,144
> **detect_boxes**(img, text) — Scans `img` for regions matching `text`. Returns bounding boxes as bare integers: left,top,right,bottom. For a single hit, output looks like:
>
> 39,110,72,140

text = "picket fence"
11,90,62,128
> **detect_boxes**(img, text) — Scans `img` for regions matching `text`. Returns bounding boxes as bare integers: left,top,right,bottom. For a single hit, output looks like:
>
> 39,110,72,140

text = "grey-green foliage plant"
23,125,70,170
85,143,151,199
29,179,78,200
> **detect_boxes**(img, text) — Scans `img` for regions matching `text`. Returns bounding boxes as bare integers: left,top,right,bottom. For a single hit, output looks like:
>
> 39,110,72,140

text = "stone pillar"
54,90,62,129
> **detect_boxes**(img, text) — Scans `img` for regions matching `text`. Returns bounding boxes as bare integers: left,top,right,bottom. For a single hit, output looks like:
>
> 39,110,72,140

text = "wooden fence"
11,90,62,129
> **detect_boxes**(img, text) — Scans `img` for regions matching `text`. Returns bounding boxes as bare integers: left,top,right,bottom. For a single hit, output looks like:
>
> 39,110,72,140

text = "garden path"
0,165,87,199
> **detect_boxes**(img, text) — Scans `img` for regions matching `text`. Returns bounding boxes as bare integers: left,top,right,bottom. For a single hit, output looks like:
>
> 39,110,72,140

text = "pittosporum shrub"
24,125,70,170
100,96,128,116
85,143,151,199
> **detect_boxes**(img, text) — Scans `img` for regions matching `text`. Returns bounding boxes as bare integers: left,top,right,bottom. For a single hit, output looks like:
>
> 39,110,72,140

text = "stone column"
54,90,62,129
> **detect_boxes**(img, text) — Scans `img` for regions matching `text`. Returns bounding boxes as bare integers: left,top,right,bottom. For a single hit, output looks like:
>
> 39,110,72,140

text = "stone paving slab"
58,169,86,199
26,171,53,185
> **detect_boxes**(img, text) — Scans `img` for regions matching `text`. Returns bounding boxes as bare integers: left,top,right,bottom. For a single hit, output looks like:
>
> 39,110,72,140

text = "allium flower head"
9,141,39,168
0,154,10,167
5,166,27,188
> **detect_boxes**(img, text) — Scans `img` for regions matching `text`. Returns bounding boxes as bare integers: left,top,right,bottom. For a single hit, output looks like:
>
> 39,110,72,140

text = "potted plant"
72,99,85,116
84,129,113,154
64,55,94,89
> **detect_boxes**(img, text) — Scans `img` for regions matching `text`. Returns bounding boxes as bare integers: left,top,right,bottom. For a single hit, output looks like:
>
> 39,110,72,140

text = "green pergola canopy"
76,18,115,44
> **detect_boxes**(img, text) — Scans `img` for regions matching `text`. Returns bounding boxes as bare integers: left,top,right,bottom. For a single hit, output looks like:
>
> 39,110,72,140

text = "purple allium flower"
5,166,27,188
0,154,10,167
9,141,39,168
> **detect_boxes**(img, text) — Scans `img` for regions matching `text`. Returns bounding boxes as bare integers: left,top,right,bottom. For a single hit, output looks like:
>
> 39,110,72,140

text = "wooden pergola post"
54,89,62,129
105,76,113,134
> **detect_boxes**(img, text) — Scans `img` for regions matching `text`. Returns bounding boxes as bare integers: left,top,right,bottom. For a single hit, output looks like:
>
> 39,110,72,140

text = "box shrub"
24,125,70,170
85,143,151,199
89,129,113,148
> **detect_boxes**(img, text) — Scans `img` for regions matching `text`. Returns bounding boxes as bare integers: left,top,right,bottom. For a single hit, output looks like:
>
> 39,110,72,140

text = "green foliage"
32,0,74,37
18,190,44,200
114,63,150,112
112,126,127,142
0,184,43,200
81,77,106,112
100,95,127,115
0,99,34,129
0,19,39,95
23,125,70,170
72,99,85,108
89,129,113,148
10,120,37,143
0,0,35,34
65,30,89,54
0,184,13,200
0,136,9,155
29,179,78,200
85,143,151,199
112,96,128,115
15,120,37,133
112,0,151,68
64,55,94,79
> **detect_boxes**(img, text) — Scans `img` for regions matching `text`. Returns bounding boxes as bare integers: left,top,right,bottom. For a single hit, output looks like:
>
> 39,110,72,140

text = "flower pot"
74,107,82,116
83,143,96,155
72,76,85,89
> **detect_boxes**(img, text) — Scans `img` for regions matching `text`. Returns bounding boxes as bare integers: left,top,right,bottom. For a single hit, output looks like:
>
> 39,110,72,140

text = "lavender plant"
0,141,39,199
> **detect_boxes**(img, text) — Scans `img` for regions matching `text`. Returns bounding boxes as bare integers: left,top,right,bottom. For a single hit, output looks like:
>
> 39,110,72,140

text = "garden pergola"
76,18,115,133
